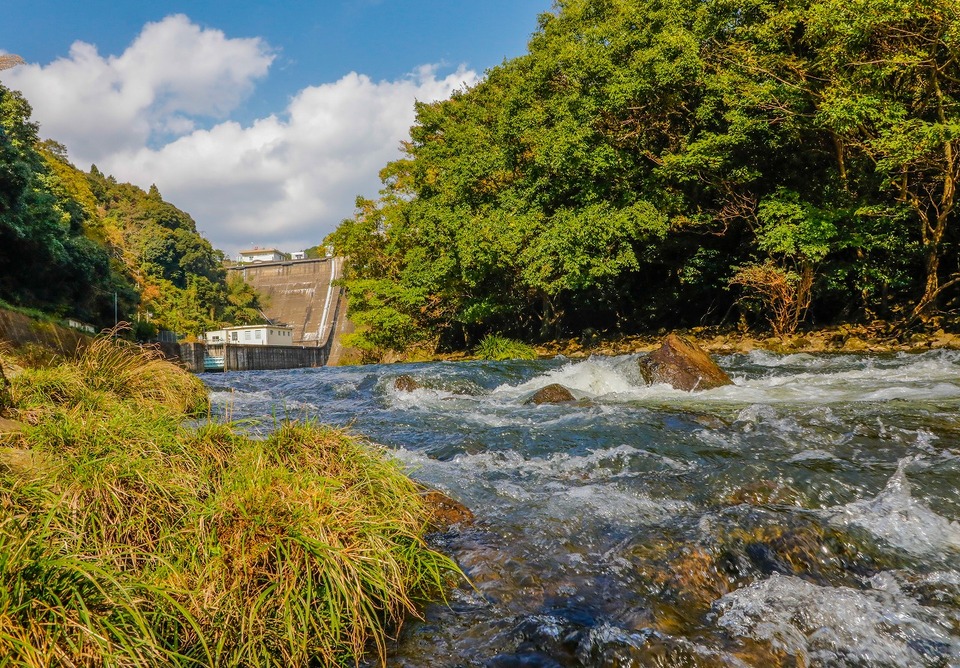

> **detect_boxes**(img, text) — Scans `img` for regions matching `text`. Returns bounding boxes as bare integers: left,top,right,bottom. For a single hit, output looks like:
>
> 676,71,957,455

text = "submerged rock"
638,334,732,391
420,489,474,531
393,375,420,392
525,383,576,405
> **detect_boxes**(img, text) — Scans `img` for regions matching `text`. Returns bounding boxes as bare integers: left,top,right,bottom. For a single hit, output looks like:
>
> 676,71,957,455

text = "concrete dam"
226,257,352,367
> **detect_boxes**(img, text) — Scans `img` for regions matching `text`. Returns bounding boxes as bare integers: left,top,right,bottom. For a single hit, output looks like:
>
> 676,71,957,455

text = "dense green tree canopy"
328,0,959,358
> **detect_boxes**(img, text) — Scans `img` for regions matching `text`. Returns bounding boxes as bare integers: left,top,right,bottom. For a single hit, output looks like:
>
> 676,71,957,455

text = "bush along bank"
0,334,460,666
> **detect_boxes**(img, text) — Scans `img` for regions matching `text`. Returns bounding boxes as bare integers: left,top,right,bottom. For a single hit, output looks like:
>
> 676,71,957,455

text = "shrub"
473,334,537,361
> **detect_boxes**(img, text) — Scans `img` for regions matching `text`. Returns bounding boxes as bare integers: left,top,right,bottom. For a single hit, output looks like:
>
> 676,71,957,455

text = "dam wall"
227,257,344,348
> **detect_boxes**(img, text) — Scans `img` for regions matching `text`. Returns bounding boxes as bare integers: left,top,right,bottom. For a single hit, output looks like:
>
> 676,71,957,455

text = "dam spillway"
226,256,351,365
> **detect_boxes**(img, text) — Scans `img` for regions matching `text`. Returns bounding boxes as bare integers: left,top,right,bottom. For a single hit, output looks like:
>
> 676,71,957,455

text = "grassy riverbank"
0,335,458,666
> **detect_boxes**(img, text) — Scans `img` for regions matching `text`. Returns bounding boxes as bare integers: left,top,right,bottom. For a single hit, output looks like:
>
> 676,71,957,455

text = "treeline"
0,84,264,337
329,0,959,359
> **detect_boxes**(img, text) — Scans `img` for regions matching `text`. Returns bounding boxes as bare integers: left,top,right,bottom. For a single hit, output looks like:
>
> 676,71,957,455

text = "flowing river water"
202,350,960,667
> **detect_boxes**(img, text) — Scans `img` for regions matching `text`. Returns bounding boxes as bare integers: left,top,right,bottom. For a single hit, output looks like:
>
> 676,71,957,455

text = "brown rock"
420,489,474,531
0,417,24,434
525,383,576,405
639,333,733,391
393,375,420,392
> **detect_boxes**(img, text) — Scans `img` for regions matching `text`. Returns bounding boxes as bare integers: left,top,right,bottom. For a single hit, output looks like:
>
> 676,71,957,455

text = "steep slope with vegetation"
0,84,265,337
329,0,959,359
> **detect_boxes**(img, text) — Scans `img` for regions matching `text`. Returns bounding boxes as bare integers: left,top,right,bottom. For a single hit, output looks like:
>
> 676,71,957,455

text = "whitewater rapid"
204,349,960,667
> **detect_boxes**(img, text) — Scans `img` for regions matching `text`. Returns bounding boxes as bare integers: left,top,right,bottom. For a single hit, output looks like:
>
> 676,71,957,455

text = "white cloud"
5,15,273,163
2,15,477,257
116,65,477,254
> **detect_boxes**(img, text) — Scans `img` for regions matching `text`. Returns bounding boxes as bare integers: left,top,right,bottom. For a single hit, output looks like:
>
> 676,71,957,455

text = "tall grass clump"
0,333,460,666
473,334,537,361
74,328,210,415
193,422,456,666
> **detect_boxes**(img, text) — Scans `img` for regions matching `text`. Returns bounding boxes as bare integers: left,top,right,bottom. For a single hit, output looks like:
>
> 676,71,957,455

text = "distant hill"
0,83,265,338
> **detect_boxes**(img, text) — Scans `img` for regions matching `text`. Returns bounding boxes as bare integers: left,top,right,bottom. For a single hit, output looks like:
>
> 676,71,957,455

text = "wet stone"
525,384,576,405
638,333,732,391
394,374,420,392
722,480,806,507
420,489,475,531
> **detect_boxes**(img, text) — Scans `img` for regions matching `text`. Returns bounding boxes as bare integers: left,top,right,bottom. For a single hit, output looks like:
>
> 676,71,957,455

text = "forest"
328,0,960,359
0,84,264,337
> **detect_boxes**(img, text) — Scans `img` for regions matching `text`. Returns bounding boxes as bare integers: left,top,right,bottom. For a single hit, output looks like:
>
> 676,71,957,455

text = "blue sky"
0,1,552,255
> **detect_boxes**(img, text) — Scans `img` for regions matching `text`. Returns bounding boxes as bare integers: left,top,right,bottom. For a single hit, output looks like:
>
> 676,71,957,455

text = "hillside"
0,84,264,337
328,0,960,359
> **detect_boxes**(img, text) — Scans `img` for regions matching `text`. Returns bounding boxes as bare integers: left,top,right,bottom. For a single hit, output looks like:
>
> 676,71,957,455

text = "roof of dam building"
238,248,283,255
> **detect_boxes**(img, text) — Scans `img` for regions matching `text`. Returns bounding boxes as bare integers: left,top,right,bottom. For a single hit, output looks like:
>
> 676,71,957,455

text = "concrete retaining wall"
0,309,90,355
224,343,327,371
176,342,327,373
177,343,208,373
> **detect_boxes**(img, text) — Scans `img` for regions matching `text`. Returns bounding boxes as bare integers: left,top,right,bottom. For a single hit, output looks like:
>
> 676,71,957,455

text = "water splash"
202,350,960,666
823,457,960,558
716,573,960,666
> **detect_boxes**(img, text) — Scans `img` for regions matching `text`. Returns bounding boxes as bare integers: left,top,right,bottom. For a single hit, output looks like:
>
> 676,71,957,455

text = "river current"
202,350,960,667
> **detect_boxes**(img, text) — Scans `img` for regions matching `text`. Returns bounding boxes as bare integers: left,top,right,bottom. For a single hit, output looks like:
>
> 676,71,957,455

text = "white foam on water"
716,573,960,666
387,385,473,407
785,449,842,463
541,482,690,526
401,442,688,483
823,457,960,557
207,388,314,413
481,350,960,408
492,355,644,400
391,442,691,527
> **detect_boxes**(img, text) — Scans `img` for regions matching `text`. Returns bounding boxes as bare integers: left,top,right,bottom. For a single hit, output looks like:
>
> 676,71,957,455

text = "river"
202,349,960,667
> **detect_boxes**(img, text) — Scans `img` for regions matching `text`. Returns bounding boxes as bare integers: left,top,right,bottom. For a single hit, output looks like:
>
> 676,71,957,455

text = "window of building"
231,332,238,341
245,331,251,340
255,330,262,340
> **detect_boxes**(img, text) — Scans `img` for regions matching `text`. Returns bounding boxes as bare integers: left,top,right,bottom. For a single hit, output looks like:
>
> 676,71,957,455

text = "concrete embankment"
228,257,345,347
178,342,328,373
0,309,89,355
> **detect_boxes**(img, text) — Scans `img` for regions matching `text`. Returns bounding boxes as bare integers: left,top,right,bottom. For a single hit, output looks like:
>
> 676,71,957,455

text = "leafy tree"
0,85,124,323
327,0,960,351
224,273,269,325
807,0,960,320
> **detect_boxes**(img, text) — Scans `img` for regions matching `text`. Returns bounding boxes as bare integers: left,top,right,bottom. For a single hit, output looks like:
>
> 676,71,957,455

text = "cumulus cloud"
115,64,478,254
3,15,474,256
5,15,274,162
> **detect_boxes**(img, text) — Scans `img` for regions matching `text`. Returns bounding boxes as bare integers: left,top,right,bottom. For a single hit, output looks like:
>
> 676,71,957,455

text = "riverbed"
203,350,960,667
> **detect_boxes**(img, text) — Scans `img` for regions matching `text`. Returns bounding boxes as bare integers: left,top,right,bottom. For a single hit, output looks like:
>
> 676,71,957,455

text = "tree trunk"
912,244,941,321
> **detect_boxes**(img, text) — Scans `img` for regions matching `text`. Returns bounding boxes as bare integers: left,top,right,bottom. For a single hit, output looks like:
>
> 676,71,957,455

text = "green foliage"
330,0,960,347
222,272,268,325
0,336,460,666
0,82,267,336
0,86,122,325
473,334,537,361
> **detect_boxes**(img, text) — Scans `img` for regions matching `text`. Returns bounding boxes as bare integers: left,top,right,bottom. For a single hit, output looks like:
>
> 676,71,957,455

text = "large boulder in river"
525,383,576,405
639,334,732,391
